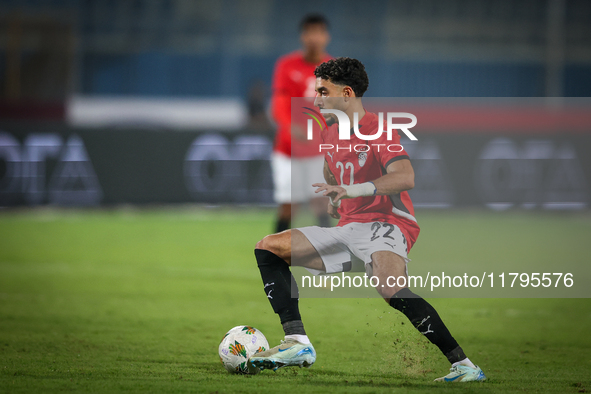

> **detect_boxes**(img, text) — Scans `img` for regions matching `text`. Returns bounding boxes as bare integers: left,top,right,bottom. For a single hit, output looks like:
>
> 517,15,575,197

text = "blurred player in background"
270,14,332,233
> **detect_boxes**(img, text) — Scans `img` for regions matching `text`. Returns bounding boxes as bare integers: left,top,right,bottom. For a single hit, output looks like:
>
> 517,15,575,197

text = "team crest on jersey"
358,152,368,167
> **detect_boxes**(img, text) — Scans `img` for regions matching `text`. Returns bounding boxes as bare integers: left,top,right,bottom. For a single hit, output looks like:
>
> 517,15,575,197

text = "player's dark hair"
314,57,369,97
299,13,329,31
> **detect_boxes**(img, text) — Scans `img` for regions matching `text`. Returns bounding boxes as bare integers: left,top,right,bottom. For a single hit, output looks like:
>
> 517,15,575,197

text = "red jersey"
271,50,332,157
322,111,421,251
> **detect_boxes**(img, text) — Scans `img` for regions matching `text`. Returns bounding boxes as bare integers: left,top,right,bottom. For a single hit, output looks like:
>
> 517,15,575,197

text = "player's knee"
257,233,275,247
255,233,290,260
255,236,272,251
255,236,267,250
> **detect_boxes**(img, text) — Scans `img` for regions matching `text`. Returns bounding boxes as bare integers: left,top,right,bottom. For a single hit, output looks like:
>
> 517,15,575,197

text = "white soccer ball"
218,325,269,374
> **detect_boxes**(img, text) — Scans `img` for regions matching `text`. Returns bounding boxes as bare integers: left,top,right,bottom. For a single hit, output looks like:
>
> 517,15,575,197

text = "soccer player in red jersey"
251,57,486,383
270,14,332,233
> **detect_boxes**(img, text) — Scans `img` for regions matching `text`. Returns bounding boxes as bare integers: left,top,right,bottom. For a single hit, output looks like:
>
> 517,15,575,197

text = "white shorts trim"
271,152,325,204
297,222,410,276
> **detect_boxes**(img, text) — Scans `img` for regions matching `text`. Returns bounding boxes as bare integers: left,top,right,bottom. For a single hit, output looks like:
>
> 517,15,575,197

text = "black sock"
282,320,306,336
389,288,466,364
275,218,290,233
255,249,303,329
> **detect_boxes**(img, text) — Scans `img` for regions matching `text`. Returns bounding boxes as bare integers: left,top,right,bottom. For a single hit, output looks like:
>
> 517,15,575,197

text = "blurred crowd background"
0,0,590,208
2,0,591,101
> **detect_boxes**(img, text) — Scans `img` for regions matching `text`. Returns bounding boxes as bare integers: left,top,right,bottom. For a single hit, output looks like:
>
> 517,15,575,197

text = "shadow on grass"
187,360,497,392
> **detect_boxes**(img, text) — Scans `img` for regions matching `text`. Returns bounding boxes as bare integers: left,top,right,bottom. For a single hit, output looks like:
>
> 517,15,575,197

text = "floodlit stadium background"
1,0,590,207
1,0,591,392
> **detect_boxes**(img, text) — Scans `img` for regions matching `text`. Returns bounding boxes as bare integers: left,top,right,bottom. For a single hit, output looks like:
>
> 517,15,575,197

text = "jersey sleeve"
375,129,410,170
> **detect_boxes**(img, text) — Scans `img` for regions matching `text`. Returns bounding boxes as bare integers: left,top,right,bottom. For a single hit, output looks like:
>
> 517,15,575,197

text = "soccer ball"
218,325,269,374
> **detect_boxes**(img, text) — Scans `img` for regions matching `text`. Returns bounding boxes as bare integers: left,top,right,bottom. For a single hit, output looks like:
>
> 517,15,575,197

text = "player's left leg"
371,251,486,382
250,230,324,371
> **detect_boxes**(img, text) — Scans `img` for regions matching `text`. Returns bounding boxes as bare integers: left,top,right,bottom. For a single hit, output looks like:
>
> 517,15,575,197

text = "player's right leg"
370,251,486,382
250,230,323,371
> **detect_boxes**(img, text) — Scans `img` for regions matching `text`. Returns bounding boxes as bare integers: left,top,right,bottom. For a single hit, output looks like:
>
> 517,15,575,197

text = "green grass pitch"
0,207,590,393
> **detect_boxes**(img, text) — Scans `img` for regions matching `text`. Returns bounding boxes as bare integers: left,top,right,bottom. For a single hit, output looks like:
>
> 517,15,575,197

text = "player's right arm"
314,158,414,203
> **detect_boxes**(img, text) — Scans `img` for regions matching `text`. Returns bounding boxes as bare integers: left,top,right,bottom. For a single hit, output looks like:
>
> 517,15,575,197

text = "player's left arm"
313,159,414,203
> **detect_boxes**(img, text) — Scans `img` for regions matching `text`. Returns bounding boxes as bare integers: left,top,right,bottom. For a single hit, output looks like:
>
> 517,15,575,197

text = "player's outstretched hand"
313,183,348,203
